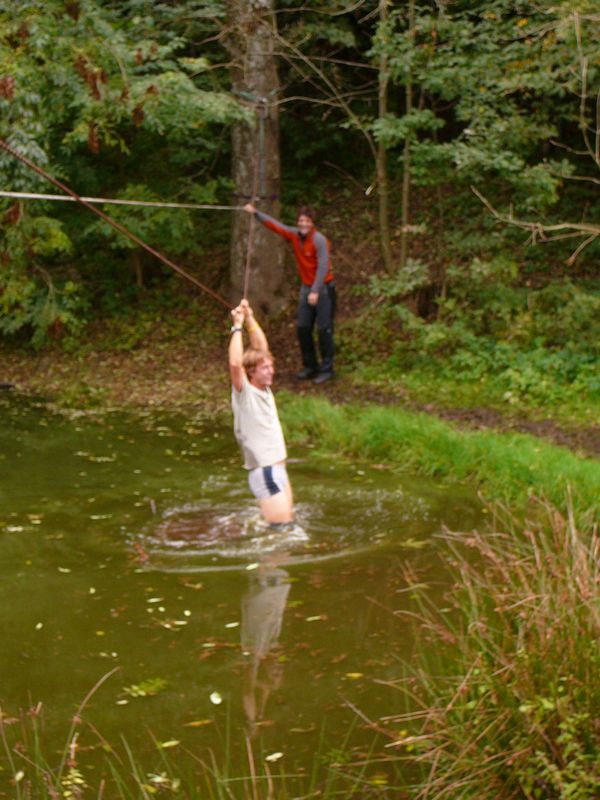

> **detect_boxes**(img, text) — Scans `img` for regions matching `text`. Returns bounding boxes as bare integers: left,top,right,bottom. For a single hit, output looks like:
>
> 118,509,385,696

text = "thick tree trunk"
227,0,285,315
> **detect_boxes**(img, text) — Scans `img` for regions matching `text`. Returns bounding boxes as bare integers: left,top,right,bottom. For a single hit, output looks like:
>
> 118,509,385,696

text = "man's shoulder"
312,230,329,246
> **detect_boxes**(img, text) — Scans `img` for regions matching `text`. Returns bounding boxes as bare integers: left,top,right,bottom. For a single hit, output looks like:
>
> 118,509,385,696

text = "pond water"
0,393,483,794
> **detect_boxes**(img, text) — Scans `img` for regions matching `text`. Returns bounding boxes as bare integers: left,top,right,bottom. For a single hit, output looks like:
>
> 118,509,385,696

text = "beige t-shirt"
232,373,287,470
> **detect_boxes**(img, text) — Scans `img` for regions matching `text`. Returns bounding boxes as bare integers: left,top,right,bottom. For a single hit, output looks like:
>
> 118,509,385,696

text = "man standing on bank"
229,299,294,525
243,203,336,385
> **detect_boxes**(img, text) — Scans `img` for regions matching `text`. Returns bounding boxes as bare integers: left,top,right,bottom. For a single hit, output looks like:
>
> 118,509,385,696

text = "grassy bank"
279,394,600,522
350,366,600,431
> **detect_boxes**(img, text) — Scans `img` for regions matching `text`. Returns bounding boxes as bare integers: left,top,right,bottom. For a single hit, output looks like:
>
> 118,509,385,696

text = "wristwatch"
230,325,242,333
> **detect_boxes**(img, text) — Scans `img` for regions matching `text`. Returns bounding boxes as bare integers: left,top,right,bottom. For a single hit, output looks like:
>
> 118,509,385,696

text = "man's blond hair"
243,348,274,376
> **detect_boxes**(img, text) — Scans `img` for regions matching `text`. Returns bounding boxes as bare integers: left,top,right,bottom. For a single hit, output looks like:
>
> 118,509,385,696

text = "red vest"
260,217,334,287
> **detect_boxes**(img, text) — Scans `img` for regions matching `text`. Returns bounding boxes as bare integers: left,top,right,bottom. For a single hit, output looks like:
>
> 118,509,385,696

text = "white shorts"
248,464,289,501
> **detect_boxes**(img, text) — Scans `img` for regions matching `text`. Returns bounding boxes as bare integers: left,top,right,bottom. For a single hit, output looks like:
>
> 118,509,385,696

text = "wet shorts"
248,463,289,501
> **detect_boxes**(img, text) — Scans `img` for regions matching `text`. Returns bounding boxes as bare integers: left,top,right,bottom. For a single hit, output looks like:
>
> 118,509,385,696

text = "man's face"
250,357,275,389
297,214,315,236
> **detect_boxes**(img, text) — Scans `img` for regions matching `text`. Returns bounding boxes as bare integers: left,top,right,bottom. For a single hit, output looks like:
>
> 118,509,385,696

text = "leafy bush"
360,256,600,404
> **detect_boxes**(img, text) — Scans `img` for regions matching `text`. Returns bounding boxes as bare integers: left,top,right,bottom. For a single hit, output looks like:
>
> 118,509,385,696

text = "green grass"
356,367,600,428
279,394,600,521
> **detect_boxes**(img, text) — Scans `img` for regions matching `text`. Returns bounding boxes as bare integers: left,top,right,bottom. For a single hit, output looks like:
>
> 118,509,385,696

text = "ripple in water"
132,482,433,572
133,502,314,572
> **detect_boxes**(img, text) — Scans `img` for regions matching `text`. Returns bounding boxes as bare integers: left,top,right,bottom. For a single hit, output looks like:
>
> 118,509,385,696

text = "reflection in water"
240,559,291,736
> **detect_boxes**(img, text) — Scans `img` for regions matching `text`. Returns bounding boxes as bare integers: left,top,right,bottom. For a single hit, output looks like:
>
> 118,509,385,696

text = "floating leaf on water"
89,587,96,594
370,773,389,786
400,538,427,550
158,740,180,749
116,699,129,706
123,677,167,698
246,563,259,571
289,725,316,734
58,567,71,573
305,615,326,622
331,653,348,664
35,622,43,630
224,622,239,629
95,631,105,636
147,597,164,603
209,692,222,705
265,752,283,762
183,610,192,617
184,719,213,728
6,526,24,533
345,672,364,680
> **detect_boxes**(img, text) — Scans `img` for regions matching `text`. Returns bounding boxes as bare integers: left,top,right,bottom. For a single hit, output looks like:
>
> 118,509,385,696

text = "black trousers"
296,282,336,373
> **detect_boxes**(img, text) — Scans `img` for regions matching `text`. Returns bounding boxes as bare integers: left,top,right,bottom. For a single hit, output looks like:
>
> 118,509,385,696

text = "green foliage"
366,258,430,298
0,208,87,345
374,2,600,214
373,109,444,147
1,0,600,355
358,249,600,410
85,183,198,256
0,0,246,345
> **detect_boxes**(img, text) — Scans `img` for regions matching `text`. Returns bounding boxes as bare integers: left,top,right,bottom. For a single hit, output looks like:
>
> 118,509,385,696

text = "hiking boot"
313,370,334,385
296,367,318,380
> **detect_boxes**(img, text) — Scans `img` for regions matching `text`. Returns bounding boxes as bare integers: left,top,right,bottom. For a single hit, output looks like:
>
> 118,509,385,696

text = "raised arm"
228,303,245,393
241,300,268,351
243,203,296,241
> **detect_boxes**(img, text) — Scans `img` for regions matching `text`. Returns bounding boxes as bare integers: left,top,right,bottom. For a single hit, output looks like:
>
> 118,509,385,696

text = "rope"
0,190,244,211
0,138,230,309
242,99,266,300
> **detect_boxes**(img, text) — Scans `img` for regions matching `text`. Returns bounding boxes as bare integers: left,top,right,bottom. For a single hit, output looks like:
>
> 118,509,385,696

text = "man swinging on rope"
243,203,336,385
229,299,294,525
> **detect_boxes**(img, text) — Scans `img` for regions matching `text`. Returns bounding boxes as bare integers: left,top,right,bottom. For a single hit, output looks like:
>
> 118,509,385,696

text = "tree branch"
471,186,600,263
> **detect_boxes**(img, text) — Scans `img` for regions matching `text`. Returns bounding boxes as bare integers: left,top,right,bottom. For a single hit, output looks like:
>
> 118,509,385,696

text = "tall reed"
389,499,600,799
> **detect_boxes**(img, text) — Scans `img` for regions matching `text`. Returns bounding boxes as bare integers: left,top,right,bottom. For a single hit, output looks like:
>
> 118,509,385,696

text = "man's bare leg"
259,487,294,525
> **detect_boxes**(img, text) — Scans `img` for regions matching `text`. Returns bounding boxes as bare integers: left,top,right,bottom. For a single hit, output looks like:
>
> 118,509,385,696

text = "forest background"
0,0,599,441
